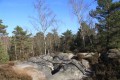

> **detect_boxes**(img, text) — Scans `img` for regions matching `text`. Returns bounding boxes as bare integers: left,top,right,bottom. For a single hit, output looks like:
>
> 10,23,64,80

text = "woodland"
0,0,120,80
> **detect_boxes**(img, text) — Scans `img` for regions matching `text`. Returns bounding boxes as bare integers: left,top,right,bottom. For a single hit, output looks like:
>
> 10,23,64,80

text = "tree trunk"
15,43,17,60
82,36,85,48
32,41,35,57
81,25,85,48
44,34,47,55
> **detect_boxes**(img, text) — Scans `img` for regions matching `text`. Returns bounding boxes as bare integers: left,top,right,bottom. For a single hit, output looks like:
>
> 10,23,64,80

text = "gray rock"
77,52,96,58
48,59,89,80
42,55,53,61
53,53,74,61
28,56,43,62
107,49,120,58
27,55,54,79
49,64,84,80
16,53,91,80
81,59,90,70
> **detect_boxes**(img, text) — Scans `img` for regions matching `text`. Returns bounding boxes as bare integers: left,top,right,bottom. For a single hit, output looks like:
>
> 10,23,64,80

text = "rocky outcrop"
49,63,84,80
27,53,89,80
107,49,120,59
0,52,96,80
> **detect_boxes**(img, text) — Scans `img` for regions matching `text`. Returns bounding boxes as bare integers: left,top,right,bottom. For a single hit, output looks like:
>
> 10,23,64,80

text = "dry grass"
0,63,32,80
0,61,47,80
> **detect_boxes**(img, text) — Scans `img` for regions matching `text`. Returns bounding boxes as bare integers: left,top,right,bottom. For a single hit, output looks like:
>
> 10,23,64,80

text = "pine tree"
90,0,120,51
107,1,120,48
0,20,9,63
9,26,32,60
60,30,74,52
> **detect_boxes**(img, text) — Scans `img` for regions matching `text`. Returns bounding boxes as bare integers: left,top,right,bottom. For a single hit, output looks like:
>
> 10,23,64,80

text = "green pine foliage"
0,42,9,64
9,26,32,60
107,2,120,48
86,0,120,80
60,30,74,52
90,0,120,51
0,20,9,64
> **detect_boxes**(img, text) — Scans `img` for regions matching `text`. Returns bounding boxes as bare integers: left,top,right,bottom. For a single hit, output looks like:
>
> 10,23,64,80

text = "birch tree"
69,0,95,47
31,0,56,55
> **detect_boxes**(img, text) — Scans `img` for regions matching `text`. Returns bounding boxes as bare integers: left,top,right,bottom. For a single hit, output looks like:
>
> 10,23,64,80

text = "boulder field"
0,52,100,80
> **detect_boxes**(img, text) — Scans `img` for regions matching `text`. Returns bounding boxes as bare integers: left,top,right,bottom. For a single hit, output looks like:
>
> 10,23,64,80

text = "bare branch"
30,0,57,54
69,0,96,47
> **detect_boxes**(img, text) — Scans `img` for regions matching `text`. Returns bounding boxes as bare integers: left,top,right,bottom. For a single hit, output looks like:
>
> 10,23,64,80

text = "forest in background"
0,0,120,62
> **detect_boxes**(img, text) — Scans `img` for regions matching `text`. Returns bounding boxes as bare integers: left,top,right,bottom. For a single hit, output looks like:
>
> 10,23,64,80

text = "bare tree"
31,0,56,55
69,0,95,47
69,0,85,47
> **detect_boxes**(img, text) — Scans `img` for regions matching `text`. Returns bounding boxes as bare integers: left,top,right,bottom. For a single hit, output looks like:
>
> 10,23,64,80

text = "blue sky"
0,0,97,36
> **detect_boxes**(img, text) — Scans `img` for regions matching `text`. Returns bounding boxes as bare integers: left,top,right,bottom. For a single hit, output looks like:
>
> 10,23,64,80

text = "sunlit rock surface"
0,53,95,80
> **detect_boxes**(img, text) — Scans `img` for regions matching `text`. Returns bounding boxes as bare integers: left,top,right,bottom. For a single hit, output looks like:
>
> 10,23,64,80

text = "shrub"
0,42,9,64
